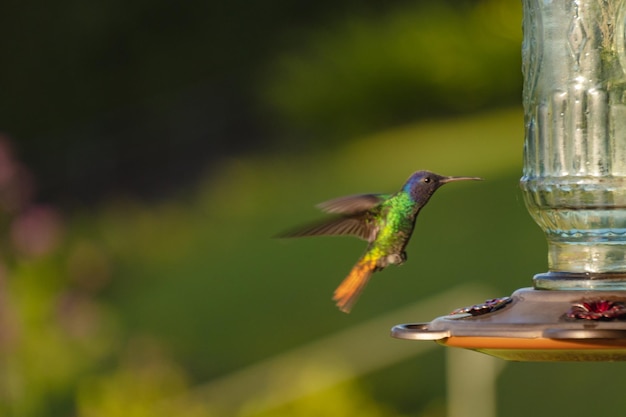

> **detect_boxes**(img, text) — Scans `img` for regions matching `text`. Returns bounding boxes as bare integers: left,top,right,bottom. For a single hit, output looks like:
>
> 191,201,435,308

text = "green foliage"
249,380,412,417
0,254,120,417
76,338,215,417
263,0,522,142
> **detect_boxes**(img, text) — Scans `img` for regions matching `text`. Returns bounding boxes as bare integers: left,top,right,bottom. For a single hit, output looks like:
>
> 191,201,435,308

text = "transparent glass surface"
520,0,626,282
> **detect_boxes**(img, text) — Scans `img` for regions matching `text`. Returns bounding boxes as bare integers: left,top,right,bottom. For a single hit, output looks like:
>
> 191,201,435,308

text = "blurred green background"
2,0,626,416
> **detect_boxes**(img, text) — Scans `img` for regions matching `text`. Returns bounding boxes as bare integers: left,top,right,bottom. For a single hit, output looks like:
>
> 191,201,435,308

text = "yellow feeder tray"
391,288,626,362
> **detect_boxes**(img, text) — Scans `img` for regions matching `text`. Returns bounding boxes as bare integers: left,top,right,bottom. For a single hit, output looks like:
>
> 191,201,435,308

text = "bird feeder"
392,0,626,361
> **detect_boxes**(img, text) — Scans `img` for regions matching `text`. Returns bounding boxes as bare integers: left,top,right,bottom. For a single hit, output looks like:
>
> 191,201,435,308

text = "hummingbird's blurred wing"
278,214,377,241
316,194,388,214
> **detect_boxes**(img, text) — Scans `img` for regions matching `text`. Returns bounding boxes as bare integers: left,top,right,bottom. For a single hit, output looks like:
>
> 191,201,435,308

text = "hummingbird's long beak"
441,176,483,183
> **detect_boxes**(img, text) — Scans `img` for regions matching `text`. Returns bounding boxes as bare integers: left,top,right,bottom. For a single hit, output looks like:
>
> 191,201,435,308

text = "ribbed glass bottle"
520,0,626,288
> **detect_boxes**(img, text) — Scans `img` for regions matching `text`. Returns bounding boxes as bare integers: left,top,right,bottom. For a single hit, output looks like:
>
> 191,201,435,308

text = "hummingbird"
281,170,482,313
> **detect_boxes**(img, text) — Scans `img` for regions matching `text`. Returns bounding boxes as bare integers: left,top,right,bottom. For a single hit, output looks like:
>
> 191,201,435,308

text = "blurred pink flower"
10,205,64,257
0,135,19,186
0,134,35,212
56,291,102,341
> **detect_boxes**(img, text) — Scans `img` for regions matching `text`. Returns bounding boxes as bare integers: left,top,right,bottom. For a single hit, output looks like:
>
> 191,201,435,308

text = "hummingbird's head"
403,170,482,202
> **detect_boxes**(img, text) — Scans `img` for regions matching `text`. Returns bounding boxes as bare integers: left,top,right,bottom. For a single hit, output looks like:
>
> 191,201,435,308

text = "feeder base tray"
391,287,626,361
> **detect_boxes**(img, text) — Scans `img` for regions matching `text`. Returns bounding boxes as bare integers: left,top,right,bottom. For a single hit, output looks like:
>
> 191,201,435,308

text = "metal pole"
446,348,504,417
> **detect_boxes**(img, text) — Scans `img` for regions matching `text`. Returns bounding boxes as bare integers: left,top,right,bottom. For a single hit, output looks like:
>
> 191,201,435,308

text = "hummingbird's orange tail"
333,256,378,313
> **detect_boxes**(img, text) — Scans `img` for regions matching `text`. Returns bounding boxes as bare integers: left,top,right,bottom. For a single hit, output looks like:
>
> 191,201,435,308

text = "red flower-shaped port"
567,300,626,320
450,297,512,317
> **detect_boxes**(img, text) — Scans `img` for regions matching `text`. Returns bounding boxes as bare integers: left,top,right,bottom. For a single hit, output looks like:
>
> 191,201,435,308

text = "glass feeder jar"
520,0,626,288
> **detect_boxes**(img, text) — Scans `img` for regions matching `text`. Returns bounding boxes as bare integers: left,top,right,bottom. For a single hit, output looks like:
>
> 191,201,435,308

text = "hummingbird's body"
282,171,481,313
